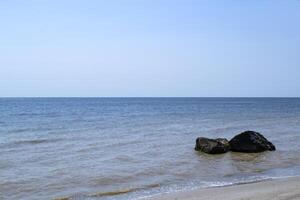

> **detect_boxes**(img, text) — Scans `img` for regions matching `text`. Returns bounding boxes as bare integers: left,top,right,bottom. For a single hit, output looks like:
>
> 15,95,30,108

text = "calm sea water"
1,98,300,200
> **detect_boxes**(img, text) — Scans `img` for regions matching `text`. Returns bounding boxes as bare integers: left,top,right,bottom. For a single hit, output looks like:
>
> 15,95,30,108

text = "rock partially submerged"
229,130,276,153
195,130,276,154
195,137,230,154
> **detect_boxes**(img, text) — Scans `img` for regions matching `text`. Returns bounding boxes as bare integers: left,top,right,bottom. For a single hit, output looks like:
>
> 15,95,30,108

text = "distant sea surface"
1,98,300,200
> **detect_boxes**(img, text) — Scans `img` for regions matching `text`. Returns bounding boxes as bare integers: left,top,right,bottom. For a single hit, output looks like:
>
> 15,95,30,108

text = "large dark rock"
229,131,276,153
195,137,230,154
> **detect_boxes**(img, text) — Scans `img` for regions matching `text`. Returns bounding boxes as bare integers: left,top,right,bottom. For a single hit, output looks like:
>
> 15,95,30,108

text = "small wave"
53,197,71,200
12,112,40,117
93,175,135,186
137,176,279,200
4,138,63,148
20,138,62,145
205,178,272,188
104,139,142,148
88,183,160,197
7,127,54,134
16,139,54,145
8,128,32,133
114,155,135,162
11,112,61,118
89,188,136,197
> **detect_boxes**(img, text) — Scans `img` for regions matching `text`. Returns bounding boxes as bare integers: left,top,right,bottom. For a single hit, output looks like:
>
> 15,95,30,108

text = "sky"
0,0,299,97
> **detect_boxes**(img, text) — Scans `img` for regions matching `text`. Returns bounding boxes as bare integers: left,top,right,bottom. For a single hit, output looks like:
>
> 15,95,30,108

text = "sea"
1,98,300,200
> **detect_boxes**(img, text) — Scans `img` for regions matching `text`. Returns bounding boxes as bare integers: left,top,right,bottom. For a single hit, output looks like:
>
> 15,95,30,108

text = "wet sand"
148,176,300,200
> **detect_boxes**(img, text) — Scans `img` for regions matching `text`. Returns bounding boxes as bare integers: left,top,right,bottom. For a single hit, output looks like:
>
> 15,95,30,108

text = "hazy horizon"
1,96,300,98
1,0,300,97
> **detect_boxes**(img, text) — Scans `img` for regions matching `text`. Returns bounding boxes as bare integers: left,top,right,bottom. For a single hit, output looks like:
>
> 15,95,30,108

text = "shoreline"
147,176,300,200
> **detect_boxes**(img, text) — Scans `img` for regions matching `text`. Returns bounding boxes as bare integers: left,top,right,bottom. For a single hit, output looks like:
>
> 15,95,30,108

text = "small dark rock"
195,137,230,154
229,131,276,153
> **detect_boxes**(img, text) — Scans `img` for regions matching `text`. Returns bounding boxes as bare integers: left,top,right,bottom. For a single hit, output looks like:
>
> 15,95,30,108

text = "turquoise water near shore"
1,98,300,200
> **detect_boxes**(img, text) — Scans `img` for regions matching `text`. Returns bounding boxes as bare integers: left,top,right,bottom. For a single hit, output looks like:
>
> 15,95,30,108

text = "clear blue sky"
0,0,299,97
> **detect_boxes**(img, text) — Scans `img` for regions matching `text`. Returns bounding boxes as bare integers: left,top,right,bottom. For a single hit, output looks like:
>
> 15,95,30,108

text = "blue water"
0,98,300,200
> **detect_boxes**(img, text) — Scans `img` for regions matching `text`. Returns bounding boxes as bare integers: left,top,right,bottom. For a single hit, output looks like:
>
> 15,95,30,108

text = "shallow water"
0,98,300,200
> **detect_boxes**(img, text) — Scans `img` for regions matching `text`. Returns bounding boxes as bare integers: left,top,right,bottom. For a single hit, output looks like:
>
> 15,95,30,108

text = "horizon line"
1,96,300,98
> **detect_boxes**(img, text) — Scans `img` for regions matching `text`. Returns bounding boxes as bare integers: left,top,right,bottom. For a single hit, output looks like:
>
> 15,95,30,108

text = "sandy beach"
148,176,300,200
